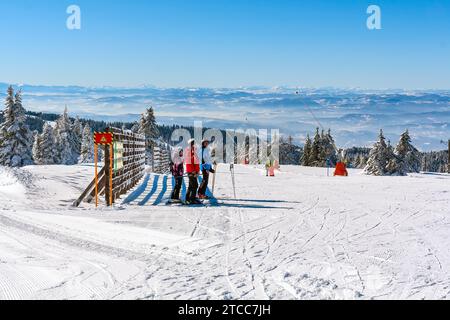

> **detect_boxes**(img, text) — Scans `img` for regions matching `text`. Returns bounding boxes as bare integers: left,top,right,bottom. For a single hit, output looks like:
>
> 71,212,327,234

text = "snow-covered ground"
0,164,450,300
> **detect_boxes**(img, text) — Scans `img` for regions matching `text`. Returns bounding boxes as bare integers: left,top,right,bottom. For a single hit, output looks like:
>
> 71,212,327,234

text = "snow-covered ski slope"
0,164,449,300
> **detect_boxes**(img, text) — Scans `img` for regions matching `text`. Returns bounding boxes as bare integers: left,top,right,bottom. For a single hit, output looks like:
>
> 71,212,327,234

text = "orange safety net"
334,162,349,177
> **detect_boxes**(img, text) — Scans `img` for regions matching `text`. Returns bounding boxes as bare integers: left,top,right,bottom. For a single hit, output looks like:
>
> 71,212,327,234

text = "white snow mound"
0,166,28,200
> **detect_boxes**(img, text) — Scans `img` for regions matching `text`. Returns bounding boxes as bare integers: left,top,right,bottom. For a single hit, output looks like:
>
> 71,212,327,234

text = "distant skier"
198,139,216,200
169,147,184,203
265,158,275,177
184,139,202,205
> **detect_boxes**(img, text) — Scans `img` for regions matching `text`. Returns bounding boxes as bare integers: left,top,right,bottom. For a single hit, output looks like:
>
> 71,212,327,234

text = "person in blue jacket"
198,139,215,199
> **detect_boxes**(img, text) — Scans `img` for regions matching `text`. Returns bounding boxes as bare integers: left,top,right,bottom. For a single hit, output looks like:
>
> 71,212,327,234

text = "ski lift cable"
296,89,325,131
296,90,342,158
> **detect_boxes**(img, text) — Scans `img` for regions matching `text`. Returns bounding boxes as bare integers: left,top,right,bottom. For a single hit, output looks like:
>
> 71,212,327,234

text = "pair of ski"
167,163,219,208
166,199,211,207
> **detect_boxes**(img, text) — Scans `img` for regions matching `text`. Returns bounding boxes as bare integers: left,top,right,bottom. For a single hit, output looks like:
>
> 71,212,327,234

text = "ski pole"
230,164,237,200
211,163,218,196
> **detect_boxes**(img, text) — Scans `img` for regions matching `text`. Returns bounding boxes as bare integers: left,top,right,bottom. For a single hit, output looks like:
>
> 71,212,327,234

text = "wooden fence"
73,127,146,207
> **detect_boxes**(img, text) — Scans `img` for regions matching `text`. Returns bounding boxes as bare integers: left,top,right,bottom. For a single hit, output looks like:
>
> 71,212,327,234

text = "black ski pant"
198,170,210,196
186,173,199,202
171,177,183,200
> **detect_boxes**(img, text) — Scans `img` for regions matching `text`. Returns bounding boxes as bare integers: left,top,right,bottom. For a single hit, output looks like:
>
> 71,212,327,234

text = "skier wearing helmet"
169,147,184,203
198,139,215,199
184,139,201,205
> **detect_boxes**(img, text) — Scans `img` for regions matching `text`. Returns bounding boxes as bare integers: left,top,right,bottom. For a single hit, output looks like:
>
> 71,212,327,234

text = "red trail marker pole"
109,144,113,206
94,144,99,207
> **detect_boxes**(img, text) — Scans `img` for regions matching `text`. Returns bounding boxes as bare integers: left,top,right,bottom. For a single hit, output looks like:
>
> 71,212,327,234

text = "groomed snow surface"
0,164,449,300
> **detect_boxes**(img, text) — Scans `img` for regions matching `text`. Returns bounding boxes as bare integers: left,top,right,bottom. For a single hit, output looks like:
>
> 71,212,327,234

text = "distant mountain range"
1,82,449,151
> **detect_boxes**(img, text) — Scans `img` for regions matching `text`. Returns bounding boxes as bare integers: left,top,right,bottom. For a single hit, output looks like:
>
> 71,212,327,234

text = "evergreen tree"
131,122,140,133
395,130,422,174
385,140,400,175
138,107,160,164
79,124,95,163
318,130,328,166
364,130,396,176
302,134,312,166
309,128,321,166
32,132,43,164
287,135,293,146
42,123,58,164
356,154,367,169
279,137,301,165
2,86,15,127
322,129,338,166
72,117,83,154
33,123,57,165
54,107,80,165
0,87,34,167
304,128,338,167
421,150,448,173
344,147,371,169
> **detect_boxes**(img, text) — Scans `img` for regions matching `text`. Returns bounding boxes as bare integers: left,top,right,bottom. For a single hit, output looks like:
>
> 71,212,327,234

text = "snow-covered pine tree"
394,130,422,174
356,154,367,169
32,131,43,164
304,128,338,167
322,129,338,166
279,136,301,165
302,134,312,166
318,130,328,167
2,86,15,126
0,87,34,167
72,117,83,155
344,147,371,169
309,128,321,166
131,122,140,133
138,107,160,165
386,156,402,175
54,107,80,165
33,123,57,165
41,123,58,164
79,124,95,163
421,150,448,173
385,139,407,176
364,130,396,176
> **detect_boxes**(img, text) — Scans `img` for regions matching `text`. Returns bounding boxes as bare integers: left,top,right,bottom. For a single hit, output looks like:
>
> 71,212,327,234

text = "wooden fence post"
448,140,450,174
95,144,98,207
105,144,112,206
109,144,113,205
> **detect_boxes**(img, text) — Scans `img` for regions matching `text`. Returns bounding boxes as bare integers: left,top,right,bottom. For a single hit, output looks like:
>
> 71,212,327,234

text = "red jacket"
184,145,200,173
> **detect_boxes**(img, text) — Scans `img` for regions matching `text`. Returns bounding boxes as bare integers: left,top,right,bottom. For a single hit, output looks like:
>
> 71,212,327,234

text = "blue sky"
1,0,449,89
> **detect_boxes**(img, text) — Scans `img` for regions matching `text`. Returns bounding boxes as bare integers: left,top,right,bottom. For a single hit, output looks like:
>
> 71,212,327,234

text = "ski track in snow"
0,164,450,300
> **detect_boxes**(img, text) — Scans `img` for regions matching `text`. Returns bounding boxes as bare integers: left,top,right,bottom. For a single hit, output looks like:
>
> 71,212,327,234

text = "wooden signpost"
94,132,114,207
94,132,114,146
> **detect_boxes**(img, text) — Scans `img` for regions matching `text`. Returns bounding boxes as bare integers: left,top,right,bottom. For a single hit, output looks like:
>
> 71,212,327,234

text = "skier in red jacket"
184,139,201,204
